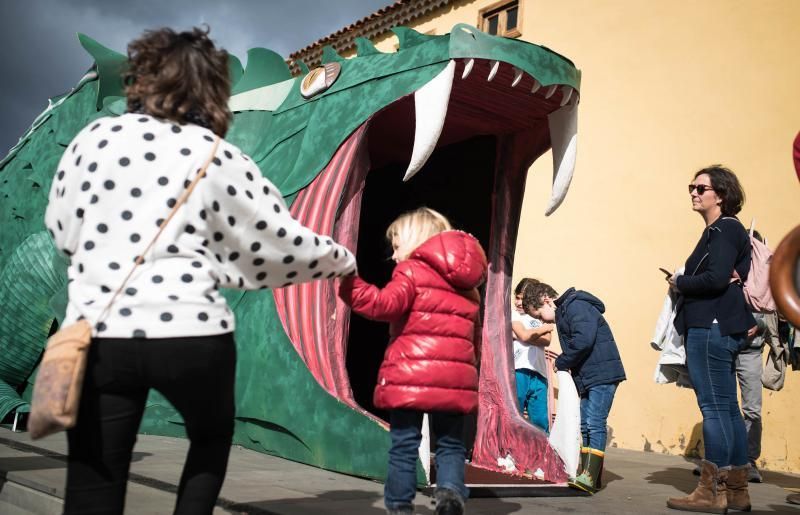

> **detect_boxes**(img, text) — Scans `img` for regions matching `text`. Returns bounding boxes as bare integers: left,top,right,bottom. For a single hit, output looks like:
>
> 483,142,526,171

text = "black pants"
64,333,236,515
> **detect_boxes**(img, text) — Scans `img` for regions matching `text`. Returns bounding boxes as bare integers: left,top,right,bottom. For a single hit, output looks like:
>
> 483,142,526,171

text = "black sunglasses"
688,184,714,194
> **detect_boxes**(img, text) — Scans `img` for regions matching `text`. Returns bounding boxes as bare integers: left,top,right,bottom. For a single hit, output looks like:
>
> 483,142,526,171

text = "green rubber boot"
574,447,589,477
568,448,604,494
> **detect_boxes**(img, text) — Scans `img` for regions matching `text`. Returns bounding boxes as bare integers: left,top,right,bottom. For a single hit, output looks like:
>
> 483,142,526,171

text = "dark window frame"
478,0,522,39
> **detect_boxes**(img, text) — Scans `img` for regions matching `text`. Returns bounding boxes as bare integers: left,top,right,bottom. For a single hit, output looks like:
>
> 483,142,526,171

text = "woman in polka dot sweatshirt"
44,27,355,515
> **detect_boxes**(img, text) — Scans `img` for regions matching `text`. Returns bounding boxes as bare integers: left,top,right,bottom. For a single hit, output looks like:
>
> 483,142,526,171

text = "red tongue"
272,123,373,416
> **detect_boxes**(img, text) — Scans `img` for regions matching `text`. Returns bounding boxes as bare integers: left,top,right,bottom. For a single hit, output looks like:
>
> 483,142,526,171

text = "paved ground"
0,427,798,514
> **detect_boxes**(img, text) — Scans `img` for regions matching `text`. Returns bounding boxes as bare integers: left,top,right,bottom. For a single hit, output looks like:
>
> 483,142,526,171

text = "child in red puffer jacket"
339,207,487,515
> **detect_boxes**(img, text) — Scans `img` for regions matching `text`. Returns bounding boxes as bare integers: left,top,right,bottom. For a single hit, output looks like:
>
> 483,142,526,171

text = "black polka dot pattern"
45,112,356,338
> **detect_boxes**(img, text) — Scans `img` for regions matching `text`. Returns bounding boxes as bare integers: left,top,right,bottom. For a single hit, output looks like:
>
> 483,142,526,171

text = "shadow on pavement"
0,450,150,473
0,456,65,472
760,470,800,491
602,468,623,487
749,505,800,515
227,489,523,515
644,467,698,494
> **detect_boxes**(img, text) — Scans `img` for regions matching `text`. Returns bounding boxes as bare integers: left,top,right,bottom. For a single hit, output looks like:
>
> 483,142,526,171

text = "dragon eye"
300,62,342,99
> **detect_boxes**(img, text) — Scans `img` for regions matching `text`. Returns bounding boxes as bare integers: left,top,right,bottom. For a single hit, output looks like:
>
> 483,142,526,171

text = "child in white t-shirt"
511,278,554,431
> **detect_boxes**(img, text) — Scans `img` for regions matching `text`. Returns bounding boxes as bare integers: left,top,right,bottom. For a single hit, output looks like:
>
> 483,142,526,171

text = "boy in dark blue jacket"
523,282,626,494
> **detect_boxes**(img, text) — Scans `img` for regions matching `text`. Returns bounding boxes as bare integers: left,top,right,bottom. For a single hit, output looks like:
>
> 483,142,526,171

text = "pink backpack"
729,218,776,313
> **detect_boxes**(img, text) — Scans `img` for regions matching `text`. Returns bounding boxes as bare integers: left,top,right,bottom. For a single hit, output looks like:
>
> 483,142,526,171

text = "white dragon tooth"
545,84,558,99
559,86,573,107
462,58,474,79
487,60,499,82
512,67,524,87
403,60,456,182
530,78,541,93
544,102,578,216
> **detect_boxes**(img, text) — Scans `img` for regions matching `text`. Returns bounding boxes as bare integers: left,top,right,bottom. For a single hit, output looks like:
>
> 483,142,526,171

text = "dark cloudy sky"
0,0,392,155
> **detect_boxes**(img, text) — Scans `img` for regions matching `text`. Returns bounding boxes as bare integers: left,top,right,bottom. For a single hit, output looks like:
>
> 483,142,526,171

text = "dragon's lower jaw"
273,57,576,482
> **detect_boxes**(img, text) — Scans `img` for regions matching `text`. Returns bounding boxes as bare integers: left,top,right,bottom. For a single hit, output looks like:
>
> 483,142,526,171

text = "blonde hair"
386,207,452,261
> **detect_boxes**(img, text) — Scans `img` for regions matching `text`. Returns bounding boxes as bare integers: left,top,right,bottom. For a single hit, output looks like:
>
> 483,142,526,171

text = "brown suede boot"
725,465,751,511
666,460,728,514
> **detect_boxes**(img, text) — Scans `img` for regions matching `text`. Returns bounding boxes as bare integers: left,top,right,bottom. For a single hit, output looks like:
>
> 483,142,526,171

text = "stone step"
0,480,55,515
0,433,233,514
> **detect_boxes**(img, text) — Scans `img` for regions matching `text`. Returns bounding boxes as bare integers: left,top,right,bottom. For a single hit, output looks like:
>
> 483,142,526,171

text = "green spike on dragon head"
0,24,580,485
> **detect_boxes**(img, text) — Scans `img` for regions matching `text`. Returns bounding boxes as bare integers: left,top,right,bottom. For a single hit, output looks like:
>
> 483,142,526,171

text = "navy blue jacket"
554,288,626,395
674,216,756,336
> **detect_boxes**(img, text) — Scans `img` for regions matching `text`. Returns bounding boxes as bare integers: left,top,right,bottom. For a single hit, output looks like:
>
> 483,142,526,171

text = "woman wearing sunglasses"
665,165,756,514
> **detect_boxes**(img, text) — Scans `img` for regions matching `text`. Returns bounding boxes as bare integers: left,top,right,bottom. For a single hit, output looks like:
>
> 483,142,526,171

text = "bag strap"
94,136,221,331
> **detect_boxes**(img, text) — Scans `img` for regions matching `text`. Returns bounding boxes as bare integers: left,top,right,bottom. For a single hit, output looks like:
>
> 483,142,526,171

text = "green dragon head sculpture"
0,24,580,485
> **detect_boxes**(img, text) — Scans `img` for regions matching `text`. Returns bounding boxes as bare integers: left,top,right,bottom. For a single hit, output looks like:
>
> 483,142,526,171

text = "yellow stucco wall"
357,0,800,471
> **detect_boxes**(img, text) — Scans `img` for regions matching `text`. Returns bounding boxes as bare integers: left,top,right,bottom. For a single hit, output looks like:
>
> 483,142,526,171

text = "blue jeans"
686,324,749,468
515,369,549,432
580,383,618,450
386,410,468,512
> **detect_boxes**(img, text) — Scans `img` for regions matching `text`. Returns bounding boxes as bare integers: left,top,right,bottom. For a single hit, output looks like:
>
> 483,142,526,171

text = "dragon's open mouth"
273,55,577,480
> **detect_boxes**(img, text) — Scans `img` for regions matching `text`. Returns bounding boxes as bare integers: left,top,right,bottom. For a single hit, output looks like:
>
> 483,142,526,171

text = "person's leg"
583,383,617,451
735,347,762,470
568,384,616,493
65,339,148,515
579,392,589,448
431,412,469,502
722,332,749,468
527,372,549,432
148,334,236,515
722,331,753,510
685,325,738,468
386,410,424,513
514,369,530,416
669,326,741,512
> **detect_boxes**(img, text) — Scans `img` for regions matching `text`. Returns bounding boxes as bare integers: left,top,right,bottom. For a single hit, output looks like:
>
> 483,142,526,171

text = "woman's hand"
747,325,758,339
667,274,679,291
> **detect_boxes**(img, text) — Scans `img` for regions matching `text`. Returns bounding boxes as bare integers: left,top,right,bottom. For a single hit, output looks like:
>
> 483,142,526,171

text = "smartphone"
659,267,673,278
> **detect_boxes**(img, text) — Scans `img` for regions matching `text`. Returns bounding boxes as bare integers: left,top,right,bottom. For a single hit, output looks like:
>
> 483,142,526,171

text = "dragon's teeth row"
461,58,575,106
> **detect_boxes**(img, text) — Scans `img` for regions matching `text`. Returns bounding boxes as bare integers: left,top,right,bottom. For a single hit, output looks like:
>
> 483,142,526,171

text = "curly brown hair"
522,282,558,311
124,26,232,136
693,165,746,216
